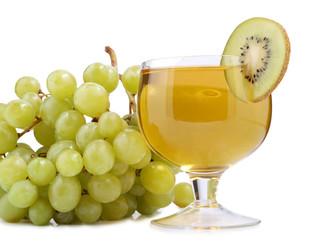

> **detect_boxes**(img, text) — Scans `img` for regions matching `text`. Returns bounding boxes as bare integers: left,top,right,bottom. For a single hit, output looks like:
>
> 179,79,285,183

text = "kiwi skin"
223,17,291,103
258,18,291,103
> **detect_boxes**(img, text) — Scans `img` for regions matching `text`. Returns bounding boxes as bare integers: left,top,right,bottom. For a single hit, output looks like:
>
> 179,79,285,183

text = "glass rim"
141,55,241,70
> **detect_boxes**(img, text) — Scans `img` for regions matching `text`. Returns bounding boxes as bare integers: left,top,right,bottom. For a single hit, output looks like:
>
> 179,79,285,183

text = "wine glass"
137,55,272,229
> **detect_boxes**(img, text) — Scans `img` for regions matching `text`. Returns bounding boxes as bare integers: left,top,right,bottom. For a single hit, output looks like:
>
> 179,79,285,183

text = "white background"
0,0,319,239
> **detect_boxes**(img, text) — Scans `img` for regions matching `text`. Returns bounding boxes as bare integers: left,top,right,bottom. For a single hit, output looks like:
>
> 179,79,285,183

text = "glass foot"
152,203,261,230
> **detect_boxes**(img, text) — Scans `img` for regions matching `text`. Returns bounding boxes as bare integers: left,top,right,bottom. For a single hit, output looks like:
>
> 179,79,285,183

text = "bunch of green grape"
0,59,194,226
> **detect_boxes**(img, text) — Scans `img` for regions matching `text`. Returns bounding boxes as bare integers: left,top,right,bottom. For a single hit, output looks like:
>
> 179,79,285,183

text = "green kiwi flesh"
222,17,290,102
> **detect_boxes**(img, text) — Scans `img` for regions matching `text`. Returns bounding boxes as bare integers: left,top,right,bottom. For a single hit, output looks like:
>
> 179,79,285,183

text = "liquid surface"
138,66,271,173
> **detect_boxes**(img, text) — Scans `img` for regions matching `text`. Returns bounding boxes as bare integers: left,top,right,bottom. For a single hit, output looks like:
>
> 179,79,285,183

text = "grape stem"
127,92,136,114
105,46,118,70
38,153,47,158
91,117,99,122
135,169,141,176
38,89,50,99
17,117,42,139
105,46,137,114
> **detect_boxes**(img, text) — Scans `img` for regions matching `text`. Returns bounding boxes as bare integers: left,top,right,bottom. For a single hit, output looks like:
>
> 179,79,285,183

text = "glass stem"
189,172,223,207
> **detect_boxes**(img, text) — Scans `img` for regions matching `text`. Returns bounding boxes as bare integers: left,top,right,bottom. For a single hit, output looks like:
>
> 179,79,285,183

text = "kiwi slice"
222,17,290,102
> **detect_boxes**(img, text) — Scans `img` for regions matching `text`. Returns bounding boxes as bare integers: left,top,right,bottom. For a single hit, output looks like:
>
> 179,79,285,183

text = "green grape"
83,63,107,87
55,132,64,141
122,113,138,126
83,139,115,175
48,175,81,212
35,145,50,157
122,118,129,128
56,149,83,177
73,82,109,117
33,121,56,146
0,103,6,121
113,129,148,164
0,194,28,223
110,159,128,176
16,142,33,150
140,161,175,195
77,170,91,192
53,210,76,224
47,140,80,164
102,65,119,93
152,151,181,174
7,147,36,163
40,96,73,128
98,111,123,138
75,122,104,153
8,180,38,208
4,99,35,128
129,177,145,197
15,76,40,99
105,137,114,145
28,198,54,225
55,110,86,140
0,183,7,192
67,94,75,107
0,155,27,191
87,173,121,203
75,194,102,223
101,195,128,220
123,193,137,217
136,196,159,215
130,113,138,126
129,125,140,132
37,185,49,199
144,190,174,208
27,157,56,186
0,185,6,198
118,168,136,194
21,92,42,116
83,63,119,93
122,114,131,124
173,182,194,208
47,70,77,100
121,65,140,94
0,121,18,154
131,148,151,169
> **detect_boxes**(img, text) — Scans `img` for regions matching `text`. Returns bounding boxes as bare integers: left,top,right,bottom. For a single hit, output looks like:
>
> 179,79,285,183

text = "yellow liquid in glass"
138,66,271,173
